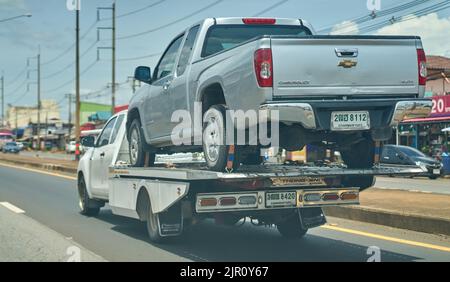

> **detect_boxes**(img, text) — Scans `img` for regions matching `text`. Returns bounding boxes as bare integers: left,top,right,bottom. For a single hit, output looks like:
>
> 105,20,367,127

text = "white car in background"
66,141,77,154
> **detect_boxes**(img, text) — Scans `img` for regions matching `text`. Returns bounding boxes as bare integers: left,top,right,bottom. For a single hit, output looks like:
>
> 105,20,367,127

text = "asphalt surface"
375,176,450,195
0,163,449,262
0,206,105,262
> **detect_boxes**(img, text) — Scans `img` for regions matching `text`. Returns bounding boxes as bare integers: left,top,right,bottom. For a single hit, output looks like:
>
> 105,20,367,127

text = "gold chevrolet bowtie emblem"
338,60,357,68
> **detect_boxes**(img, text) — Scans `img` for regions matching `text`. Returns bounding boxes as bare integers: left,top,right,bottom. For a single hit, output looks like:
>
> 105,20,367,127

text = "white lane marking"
0,202,25,214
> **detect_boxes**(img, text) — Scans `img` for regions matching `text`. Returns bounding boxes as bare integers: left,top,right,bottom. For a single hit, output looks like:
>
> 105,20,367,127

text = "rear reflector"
340,192,358,201
219,197,237,206
417,48,427,86
238,196,257,205
322,193,339,201
199,198,217,207
242,18,276,25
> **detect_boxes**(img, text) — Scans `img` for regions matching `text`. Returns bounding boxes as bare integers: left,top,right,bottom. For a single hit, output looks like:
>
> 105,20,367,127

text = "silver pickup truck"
127,17,431,180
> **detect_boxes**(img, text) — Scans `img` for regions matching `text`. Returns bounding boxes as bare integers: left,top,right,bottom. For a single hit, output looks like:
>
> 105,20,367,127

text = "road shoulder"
0,204,106,262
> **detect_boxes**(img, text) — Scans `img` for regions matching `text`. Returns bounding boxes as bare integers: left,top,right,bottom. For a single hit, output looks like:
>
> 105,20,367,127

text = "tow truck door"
90,116,117,197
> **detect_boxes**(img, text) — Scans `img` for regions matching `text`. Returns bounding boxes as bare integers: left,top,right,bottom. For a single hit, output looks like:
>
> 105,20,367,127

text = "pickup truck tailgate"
270,35,421,98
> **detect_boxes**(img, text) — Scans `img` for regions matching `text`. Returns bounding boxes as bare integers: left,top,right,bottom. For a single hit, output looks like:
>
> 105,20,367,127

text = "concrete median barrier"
324,205,450,236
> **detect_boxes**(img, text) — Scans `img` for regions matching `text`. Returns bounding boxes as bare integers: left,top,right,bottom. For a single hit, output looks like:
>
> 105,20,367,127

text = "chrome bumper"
390,100,432,126
260,99,432,130
259,103,316,129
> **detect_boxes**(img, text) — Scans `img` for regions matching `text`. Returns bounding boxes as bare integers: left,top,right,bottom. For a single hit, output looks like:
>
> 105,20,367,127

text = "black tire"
340,138,376,190
277,212,308,239
128,118,154,167
429,175,438,180
145,196,164,243
78,175,100,217
202,104,235,171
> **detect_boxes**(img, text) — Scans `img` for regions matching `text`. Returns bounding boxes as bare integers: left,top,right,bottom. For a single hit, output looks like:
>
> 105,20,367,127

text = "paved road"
0,163,449,262
375,176,450,195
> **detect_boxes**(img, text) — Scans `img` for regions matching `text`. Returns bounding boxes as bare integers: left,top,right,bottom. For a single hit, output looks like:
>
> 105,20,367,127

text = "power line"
117,52,161,62
318,0,429,33
101,0,167,20
42,39,98,80
252,0,289,17
338,1,450,35
44,59,99,94
6,65,28,87
359,2,450,34
116,0,223,41
41,20,98,66
6,77,28,98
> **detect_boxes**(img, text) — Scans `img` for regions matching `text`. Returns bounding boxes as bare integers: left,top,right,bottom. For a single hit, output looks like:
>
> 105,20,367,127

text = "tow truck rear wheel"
277,212,308,239
143,194,164,243
340,138,376,190
78,175,101,217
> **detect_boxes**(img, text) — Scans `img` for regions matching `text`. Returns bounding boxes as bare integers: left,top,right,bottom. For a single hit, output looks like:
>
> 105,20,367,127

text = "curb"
0,158,77,174
323,205,450,236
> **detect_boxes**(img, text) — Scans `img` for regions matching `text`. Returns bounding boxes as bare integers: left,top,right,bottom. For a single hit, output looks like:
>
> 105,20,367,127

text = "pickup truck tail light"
254,48,273,88
417,48,427,86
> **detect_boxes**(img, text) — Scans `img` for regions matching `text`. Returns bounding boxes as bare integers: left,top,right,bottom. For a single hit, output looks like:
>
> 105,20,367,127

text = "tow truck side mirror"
134,66,152,84
81,136,95,148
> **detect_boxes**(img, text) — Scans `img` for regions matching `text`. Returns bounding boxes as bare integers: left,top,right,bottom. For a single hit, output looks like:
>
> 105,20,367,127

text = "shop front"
396,95,450,158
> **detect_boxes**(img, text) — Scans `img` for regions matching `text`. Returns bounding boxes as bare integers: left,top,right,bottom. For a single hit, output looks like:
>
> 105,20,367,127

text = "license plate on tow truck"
331,111,370,131
266,191,297,208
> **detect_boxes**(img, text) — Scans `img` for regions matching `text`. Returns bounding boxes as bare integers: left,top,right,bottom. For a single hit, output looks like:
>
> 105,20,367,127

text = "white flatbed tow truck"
77,111,425,243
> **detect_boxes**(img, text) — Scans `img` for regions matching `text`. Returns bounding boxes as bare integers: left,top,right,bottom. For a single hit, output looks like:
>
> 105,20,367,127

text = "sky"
1,0,449,122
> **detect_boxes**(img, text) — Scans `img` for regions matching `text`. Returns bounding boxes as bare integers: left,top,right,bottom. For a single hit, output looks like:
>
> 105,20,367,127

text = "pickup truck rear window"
202,24,311,57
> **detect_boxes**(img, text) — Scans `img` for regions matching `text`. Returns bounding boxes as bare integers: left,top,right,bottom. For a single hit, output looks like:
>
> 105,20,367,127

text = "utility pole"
0,73,3,127
37,47,41,151
15,109,18,131
66,94,72,142
97,2,116,114
112,1,116,114
75,8,81,161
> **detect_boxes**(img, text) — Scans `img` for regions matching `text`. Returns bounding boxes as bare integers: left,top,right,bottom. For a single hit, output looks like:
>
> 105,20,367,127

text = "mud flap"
298,207,327,229
157,202,184,237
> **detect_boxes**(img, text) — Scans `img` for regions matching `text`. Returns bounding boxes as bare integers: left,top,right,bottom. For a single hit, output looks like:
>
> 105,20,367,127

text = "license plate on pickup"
433,169,441,175
331,111,370,131
266,191,297,208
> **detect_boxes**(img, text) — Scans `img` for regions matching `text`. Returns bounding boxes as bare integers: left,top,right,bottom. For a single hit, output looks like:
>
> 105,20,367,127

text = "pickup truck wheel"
340,138,375,190
129,119,154,167
78,176,100,217
277,212,308,239
202,104,233,171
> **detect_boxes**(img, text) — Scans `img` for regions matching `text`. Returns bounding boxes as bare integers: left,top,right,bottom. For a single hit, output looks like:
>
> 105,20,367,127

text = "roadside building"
394,55,450,158
6,100,61,129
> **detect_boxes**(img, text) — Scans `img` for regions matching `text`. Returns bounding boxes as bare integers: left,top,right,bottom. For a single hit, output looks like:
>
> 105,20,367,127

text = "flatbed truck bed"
108,162,425,242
